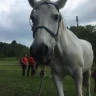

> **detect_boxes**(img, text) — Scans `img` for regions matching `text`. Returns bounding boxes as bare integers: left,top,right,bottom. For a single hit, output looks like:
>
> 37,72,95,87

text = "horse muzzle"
30,43,53,65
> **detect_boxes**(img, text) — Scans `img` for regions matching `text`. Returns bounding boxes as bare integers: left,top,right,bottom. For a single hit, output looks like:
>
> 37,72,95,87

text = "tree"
0,40,29,59
11,40,17,45
0,54,5,60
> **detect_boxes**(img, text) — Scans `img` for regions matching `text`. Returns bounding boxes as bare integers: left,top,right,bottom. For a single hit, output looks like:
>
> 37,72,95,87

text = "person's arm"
21,60,25,64
21,58,26,65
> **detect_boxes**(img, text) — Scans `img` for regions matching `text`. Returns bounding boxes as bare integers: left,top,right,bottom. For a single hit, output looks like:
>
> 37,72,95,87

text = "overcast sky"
0,0,96,47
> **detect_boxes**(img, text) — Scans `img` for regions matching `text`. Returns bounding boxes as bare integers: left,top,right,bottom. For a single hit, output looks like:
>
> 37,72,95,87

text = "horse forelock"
32,0,59,11
33,0,51,9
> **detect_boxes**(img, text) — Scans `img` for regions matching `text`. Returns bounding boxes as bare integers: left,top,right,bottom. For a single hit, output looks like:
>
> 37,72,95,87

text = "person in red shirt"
27,56,36,76
20,55,28,76
91,70,96,94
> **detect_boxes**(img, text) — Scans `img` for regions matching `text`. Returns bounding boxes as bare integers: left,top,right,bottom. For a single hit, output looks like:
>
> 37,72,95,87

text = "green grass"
0,57,18,65
0,58,96,96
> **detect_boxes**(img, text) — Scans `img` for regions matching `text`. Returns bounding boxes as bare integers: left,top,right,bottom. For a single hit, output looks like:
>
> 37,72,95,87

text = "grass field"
0,58,96,96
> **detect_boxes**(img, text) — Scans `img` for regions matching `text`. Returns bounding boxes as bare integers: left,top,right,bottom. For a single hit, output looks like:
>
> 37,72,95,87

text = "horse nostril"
41,44,48,55
30,43,49,58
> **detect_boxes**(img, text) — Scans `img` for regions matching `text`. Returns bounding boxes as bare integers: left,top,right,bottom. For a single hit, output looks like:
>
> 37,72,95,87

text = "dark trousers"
27,65,35,76
21,64,27,76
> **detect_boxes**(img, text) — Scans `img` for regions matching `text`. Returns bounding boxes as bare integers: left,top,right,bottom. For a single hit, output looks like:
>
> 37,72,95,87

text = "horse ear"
28,0,38,8
55,0,67,9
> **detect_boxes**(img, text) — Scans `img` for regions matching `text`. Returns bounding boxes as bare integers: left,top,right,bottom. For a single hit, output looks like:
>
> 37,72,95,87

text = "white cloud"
0,0,16,29
0,12,15,30
0,0,15,12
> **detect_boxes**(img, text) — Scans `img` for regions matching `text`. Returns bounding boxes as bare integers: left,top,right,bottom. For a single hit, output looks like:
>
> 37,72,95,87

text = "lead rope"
38,65,45,96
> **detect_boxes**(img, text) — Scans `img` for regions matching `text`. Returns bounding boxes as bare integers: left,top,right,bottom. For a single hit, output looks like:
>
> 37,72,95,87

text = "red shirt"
28,57,35,65
21,57,28,65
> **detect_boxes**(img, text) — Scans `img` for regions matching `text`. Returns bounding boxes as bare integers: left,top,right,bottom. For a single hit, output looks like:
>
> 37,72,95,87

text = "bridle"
30,2,61,40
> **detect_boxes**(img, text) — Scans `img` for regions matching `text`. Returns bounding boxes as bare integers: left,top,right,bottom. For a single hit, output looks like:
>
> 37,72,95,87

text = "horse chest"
51,57,75,76
53,46,79,75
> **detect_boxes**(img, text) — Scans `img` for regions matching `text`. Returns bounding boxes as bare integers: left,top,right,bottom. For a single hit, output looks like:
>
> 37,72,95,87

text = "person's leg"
27,65,30,77
22,65,26,76
31,65,35,76
35,64,38,74
33,65,36,75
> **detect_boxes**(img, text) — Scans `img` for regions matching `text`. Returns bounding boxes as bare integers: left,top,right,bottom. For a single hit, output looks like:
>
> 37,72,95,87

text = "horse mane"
60,13,66,31
37,0,51,5
32,0,51,10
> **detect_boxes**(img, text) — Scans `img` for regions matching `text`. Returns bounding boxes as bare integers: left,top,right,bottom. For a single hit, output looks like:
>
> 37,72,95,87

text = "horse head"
29,0,67,64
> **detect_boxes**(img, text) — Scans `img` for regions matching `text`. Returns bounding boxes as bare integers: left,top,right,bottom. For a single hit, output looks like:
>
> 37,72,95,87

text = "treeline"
0,40,29,60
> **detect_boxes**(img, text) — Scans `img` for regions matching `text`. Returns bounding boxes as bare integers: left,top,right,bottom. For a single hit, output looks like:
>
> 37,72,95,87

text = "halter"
30,2,61,40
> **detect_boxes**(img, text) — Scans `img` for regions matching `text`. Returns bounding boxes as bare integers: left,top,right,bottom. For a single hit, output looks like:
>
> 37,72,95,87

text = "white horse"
28,0,94,96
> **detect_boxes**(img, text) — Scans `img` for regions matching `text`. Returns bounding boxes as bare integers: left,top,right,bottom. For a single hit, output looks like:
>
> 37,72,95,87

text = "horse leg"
51,73,64,96
83,69,91,96
73,68,83,96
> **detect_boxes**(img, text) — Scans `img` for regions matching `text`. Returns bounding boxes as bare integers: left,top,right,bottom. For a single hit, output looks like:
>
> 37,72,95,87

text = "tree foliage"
0,40,29,60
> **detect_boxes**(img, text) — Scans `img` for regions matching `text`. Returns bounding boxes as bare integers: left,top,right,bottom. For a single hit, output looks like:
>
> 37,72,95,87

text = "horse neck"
57,19,78,48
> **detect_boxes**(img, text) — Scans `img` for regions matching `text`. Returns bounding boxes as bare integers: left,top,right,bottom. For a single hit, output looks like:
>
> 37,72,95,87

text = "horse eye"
54,14,59,21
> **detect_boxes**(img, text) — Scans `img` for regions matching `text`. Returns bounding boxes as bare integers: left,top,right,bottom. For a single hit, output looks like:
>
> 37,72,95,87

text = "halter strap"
33,20,60,39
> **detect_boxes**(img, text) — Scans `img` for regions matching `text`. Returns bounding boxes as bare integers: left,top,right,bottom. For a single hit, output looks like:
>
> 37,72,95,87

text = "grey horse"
28,0,94,96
